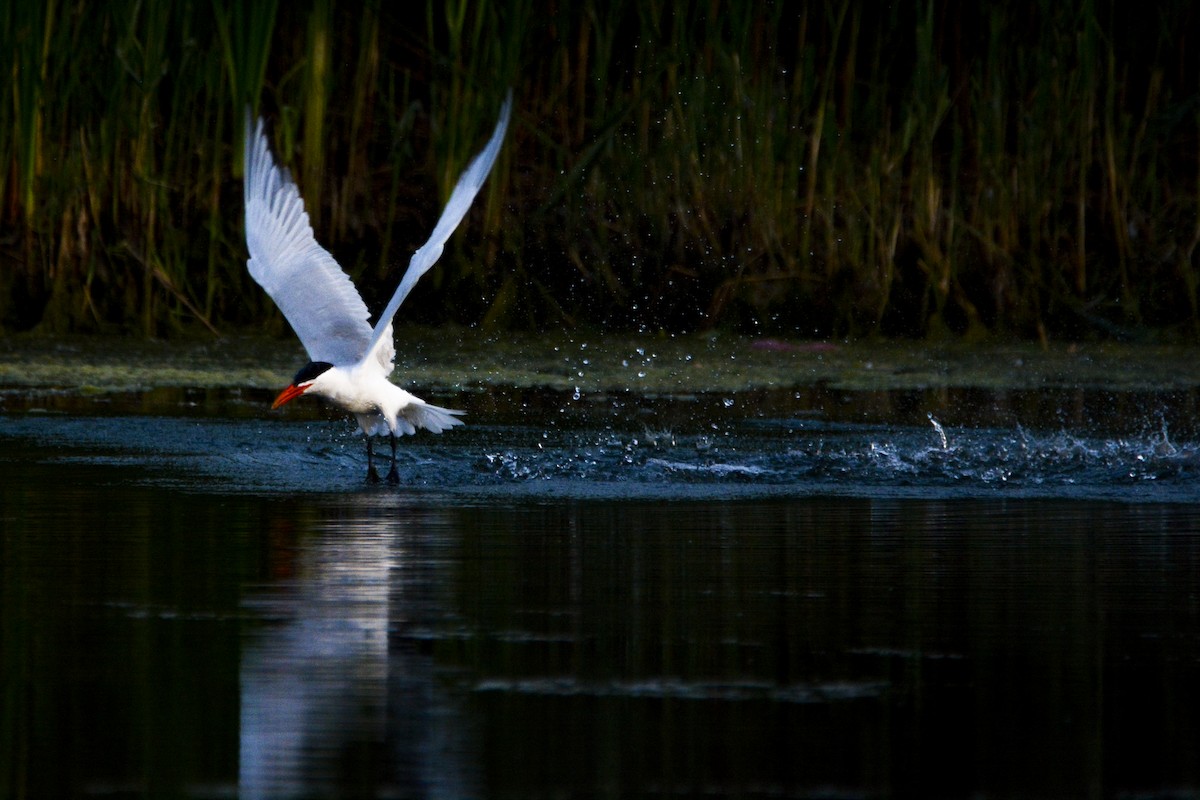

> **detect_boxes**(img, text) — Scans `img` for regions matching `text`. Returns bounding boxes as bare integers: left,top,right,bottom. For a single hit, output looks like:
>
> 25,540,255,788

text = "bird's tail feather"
402,402,465,435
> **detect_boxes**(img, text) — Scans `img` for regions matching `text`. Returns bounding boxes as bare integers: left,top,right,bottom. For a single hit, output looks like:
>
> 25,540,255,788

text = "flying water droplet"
928,414,949,450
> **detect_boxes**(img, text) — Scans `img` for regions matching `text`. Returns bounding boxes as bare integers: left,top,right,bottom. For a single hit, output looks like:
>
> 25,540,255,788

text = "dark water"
3,388,1200,798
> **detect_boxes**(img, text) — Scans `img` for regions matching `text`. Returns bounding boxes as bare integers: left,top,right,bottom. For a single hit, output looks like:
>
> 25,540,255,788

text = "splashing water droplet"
928,413,949,450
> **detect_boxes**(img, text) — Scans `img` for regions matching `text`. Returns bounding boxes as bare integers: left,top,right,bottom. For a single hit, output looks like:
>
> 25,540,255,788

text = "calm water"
3,386,1200,798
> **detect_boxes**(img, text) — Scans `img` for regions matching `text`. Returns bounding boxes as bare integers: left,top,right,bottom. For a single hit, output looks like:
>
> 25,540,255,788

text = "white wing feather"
362,91,513,368
244,113,373,366
244,92,511,372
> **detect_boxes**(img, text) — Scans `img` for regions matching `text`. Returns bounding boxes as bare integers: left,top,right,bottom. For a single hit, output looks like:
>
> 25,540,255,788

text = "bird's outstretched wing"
244,113,373,366
361,91,513,369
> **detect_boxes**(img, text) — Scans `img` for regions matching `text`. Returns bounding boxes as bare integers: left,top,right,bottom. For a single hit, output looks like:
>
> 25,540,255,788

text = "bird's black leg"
385,433,400,485
366,436,381,483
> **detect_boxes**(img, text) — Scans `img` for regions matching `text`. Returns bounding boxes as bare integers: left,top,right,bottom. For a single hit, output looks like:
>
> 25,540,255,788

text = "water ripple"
471,676,888,704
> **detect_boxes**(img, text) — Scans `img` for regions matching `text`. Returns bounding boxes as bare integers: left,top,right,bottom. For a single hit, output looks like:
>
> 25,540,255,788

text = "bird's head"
272,361,334,409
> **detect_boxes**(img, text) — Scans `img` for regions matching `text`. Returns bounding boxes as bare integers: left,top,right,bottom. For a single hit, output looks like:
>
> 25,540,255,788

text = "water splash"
462,418,1200,501
928,413,949,450
3,398,1200,501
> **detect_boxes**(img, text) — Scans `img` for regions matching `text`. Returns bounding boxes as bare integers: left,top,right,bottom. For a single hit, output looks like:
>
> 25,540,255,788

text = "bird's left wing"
361,91,513,369
244,113,373,366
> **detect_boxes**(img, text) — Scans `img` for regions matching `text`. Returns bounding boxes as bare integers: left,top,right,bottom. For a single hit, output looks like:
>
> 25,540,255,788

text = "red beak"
272,383,308,409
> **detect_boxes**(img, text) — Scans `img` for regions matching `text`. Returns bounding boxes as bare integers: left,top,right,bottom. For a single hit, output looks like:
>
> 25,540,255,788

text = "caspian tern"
244,92,512,483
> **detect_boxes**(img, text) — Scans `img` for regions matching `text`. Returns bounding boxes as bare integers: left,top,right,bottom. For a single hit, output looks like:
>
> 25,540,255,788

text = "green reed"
0,0,1197,339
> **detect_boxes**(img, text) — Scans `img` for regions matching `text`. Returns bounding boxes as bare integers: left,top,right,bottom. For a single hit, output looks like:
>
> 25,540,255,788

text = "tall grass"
0,0,1197,339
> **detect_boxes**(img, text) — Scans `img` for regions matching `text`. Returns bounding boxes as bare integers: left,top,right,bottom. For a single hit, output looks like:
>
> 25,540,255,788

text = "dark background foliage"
2,1,1198,340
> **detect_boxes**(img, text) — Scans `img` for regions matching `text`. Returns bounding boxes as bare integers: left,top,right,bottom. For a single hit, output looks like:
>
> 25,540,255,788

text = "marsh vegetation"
2,1,1197,340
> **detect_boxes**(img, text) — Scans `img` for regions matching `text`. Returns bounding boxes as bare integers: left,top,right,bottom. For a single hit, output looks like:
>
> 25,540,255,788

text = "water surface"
3,336,1200,798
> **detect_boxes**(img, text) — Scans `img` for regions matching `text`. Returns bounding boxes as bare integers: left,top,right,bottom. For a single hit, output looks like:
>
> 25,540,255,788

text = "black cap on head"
292,361,334,385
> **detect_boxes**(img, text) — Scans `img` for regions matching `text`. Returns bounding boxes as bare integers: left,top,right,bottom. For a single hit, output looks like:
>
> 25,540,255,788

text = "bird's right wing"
361,91,513,369
244,113,373,366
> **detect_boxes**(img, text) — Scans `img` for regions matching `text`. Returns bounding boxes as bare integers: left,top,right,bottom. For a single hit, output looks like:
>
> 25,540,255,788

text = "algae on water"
3,331,1200,398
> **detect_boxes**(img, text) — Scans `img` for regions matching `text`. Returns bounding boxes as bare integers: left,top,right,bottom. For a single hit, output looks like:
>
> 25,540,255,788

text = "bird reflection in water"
238,499,478,798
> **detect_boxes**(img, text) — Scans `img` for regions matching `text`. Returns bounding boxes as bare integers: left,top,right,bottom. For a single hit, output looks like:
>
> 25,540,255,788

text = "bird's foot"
385,467,400,485
366,465,381,484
